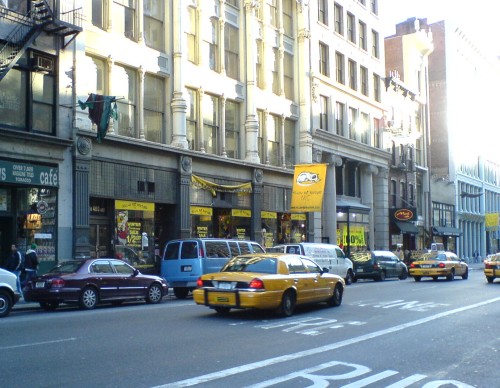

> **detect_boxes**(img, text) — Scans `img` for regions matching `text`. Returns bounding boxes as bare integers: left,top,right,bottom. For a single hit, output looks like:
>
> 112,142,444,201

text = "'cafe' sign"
392,207,417,222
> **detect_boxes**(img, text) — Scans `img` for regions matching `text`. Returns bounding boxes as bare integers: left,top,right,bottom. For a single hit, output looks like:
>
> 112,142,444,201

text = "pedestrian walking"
4,243,23,294
24,243,39,286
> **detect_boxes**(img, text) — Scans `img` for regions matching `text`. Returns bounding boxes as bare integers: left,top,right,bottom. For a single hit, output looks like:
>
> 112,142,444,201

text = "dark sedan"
23,258,168,311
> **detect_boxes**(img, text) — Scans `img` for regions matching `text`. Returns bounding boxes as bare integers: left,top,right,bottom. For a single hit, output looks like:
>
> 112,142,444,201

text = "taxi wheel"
214,306,231,315
414,276,421,282
446,269,455,281
327,284,343,307
462,268,469,280
486,277,494,283
277,290,296,317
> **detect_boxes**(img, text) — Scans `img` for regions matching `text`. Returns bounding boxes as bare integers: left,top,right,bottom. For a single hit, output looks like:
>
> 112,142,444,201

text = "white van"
268,243,354,284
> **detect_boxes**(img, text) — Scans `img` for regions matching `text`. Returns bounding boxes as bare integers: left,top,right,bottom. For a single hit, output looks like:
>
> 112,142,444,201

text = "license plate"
357,269,364,273
218,282,233,290
216,297,229,302
421,265,431,268
181,265,192,272
35,281,45,288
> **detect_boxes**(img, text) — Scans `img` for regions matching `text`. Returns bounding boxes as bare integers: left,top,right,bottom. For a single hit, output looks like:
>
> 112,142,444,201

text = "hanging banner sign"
485,213,499,228
290,164,327,212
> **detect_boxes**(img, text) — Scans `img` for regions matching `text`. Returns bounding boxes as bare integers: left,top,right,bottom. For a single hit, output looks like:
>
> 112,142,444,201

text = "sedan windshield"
49,261,85,274
222,257,277,274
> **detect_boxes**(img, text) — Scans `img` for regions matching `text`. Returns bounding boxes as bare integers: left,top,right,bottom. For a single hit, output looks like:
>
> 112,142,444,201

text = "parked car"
267,243,354,285
161,238,265,299
484,253,500,283
350,250,408,282
23,258,168,311
0,268,21,318
409,251,468,281
193,253,345,317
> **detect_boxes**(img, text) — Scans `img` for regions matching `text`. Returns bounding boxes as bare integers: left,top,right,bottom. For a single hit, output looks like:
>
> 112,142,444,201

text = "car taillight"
438,262,446,268
485,263,494,269
373,262,380,269
51,278,65,288
248,278,264,289
196,277,204,287
410,263,415,268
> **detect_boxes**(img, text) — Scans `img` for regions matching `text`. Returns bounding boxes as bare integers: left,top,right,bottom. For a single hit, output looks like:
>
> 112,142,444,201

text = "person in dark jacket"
24,243,39,285
5,244,22,293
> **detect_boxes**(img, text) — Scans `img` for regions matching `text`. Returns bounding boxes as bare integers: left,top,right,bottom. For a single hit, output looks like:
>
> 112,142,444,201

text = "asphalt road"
1,267,498,388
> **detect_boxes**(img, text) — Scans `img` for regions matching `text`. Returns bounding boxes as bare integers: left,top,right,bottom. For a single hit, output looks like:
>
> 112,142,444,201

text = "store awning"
432,226,462,237
336,200,371,212
395,221,419,234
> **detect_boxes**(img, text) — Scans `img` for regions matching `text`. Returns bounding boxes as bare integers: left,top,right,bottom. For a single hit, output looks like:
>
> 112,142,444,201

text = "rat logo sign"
291,164,327,212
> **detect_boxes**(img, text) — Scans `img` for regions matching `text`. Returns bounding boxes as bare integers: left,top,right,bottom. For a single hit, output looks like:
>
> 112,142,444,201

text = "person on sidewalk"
4,243,23,295
24,244,39,286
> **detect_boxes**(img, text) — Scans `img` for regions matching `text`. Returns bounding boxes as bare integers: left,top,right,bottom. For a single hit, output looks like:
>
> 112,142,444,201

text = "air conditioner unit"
33,55,54,72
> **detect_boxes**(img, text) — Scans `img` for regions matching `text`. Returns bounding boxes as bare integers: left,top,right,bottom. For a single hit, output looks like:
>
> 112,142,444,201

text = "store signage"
392,207,417,221
291,164,327,212
115,200,154,211
191,206,213,216
291,213,307,221
261,211,277,219
232,209,251,217
37,200,49,214
0,160,59,187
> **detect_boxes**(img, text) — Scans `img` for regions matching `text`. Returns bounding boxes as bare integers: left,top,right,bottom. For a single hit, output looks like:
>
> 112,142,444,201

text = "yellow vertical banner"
290,164,327,212
485,213,499,228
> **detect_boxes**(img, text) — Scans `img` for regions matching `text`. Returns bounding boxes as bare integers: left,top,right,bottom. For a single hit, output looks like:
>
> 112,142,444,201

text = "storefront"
389,207,419,251
336,202,371,256
432,226,461,252
0,159,59,272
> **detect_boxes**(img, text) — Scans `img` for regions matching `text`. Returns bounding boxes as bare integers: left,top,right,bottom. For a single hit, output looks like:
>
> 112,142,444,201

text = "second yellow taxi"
193,253,345,317
484,253,500,283
409,251,468,281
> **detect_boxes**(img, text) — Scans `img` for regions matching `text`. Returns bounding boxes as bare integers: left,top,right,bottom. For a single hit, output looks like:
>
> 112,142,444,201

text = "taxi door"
285,256,317,304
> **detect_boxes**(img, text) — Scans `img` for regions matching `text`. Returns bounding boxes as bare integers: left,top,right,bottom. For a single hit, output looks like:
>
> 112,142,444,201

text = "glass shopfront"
337,210,370,255
261,211,278,248
278,213,307,244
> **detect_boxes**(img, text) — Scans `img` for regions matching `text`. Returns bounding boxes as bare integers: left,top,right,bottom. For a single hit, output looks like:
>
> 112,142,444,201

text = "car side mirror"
322,267,329,273
133,269,139,276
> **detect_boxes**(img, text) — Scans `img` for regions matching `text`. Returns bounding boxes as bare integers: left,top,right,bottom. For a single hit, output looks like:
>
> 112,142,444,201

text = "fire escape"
0,0,82,82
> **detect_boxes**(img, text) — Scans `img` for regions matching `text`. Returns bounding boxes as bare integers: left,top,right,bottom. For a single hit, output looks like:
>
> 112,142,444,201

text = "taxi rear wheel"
461,268,469,280
414,276,421,282
327,284,343,307
214,306,231,315
486,277,494,283
277,290,296,317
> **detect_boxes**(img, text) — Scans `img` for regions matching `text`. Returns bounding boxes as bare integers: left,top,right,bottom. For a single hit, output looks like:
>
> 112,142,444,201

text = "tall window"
284,119,295,168
359,20,367,50
334,3,343,35
114,0,136,40
335,51,344,84
282,0,293,37
373,74,381,102
226,0,239,8
92,0,105,29
267,115,280,166
318,0,328,25
186,89,197,150
284,52,294,100
319,42,329,77
203,95,219,155
114,65,136,138
391,180,397,207
256,40,264,88
347,13,355,43
360,66,368,96
268,0,278,28
144,0,163,51
224,24,239,80
186,6,197,63
257,110,265,160
144,74,164,143
348,59,357,90
225,100,239,158
371,29,379,58
335,102,344,135
348,107,357,140
360,112,369,144
204,19,218,71
370,0,378,15
320,95,329,131
272,47,280,94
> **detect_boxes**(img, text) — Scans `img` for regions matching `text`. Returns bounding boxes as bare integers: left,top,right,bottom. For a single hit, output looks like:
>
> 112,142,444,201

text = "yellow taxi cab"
409,251,468,282
192,253,345,317
484,253,500,283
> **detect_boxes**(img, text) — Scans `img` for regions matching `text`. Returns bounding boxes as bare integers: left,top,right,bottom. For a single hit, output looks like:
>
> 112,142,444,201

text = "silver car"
0,268,21,317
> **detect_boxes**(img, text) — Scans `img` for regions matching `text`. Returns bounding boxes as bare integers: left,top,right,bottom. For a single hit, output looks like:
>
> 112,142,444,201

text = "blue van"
161,238,265,298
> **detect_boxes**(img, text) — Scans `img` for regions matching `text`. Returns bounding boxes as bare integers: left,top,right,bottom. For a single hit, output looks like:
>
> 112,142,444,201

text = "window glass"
287,256,306,273
205,241,231,258
113,260,135,274
284,119,295,168
272,47,280,94
238,242,251,254
92,261,114,274
335,247,345,258
302,258,321,273
114,65,136,138
203,95,219,154
0,69,26,128
225,100,239,158
114,0,136,40
186,6,197,63
144,0,164,51
90,56,107,95
224,24,239,80
229,241,240,256
284,52,294,100
267,114,280,166
144,74,164,143
251,243,265,254
92,0,104,29
186,88,197,150
282,0,293,37
164,242,180,260
181,241,198,259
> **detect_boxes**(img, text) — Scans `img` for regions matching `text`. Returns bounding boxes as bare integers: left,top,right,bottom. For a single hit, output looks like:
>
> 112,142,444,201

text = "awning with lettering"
191,175,252,197
395,221,419,234
432,226,462,237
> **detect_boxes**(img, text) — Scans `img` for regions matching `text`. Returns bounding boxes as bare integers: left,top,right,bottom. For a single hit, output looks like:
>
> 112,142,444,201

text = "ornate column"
138,66,145,139
323,153,343,244
373,167,390,250
244,0,260,163
251,168,264,243
361,164,378,250
171,0,189,148
178,156,193,239
137,0,144,44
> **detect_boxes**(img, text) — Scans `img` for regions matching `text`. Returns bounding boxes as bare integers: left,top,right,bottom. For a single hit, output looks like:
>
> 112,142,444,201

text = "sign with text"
0,160,58,187
291,164,327,212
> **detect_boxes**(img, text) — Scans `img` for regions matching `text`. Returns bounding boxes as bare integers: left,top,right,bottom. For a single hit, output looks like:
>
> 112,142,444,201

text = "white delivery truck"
268,243,354,285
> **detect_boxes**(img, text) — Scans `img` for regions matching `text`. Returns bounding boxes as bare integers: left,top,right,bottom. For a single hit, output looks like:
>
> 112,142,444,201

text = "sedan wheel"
398,269,408,280
462,268,469,280
327,284,343,307
377,271,386,282
79,287,98,309
277,290,296,317
0,290,13,318
40,301,59,311
146,283,163,304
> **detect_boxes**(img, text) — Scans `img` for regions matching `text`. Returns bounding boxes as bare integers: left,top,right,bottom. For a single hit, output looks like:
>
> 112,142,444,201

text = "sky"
380,0,500,57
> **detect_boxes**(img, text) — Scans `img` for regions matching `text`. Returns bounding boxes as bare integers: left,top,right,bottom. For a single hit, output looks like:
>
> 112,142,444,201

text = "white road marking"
154,297,500,387
0,337,77,350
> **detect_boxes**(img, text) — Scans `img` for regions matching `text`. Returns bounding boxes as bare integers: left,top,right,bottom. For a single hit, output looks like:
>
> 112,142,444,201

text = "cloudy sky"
380,0,500,57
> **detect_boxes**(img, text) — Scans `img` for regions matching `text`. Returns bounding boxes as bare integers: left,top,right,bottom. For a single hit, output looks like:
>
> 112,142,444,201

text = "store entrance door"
0,217,13,267
89,222,110,258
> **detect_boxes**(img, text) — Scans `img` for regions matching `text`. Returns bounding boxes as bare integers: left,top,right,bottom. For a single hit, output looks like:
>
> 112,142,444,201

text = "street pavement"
12,261,486,312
